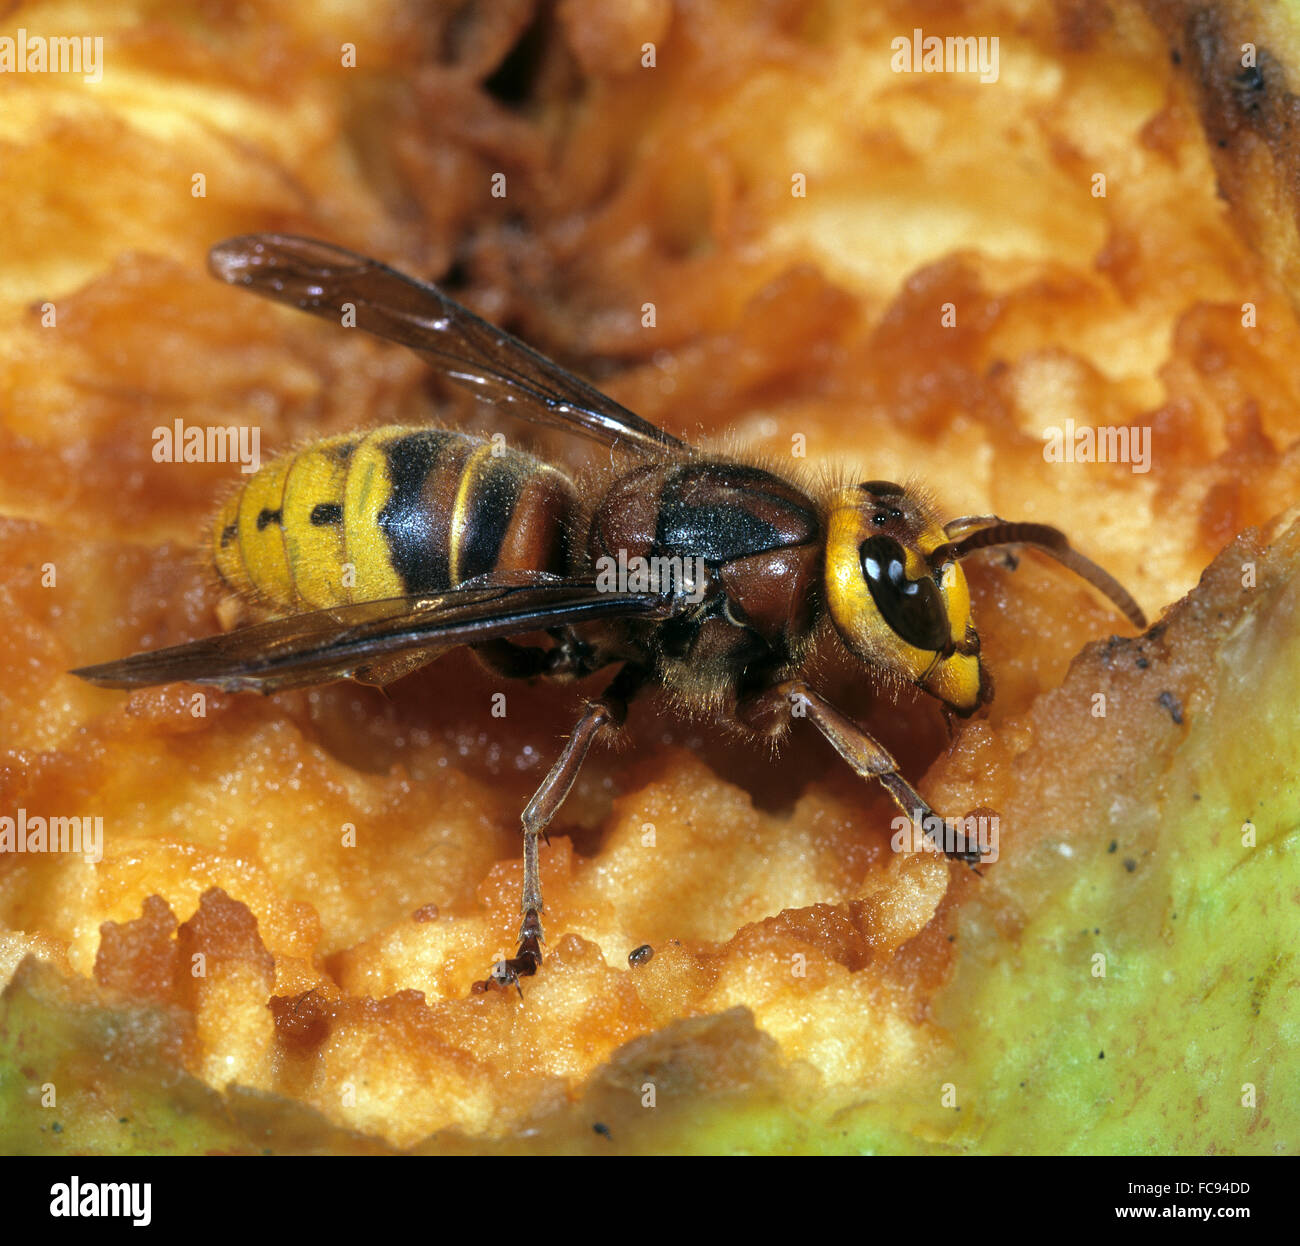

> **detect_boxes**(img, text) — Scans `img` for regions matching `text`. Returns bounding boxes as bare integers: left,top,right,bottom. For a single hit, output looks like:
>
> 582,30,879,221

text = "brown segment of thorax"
586,459,823,694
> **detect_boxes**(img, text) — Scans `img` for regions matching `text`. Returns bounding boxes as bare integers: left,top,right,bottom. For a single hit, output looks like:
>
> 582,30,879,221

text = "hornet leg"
737,679,983,865
482,664,646,993
470,627,606,682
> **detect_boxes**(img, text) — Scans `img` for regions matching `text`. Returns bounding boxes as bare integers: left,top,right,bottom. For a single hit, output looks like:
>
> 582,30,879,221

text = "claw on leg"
476,911,544,996
473,896,546,996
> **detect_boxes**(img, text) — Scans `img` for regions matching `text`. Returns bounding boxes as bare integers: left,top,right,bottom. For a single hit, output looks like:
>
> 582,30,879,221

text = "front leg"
480,663,648,994
737,679,984,865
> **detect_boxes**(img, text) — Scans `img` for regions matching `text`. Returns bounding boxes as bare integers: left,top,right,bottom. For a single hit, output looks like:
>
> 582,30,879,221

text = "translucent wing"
71,579,670,694
209,234,689,458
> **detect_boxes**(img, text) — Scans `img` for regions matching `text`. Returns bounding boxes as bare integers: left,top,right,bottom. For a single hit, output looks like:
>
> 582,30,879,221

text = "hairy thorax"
584,458,825,706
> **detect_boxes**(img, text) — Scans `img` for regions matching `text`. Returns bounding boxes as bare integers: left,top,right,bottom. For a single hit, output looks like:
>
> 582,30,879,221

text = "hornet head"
822,481,985,715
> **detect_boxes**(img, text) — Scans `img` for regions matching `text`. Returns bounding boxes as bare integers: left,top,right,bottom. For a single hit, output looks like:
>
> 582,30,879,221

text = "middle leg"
484,662,648,992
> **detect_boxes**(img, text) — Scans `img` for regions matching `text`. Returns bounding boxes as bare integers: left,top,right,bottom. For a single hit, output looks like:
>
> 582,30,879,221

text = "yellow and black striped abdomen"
213,426,576,613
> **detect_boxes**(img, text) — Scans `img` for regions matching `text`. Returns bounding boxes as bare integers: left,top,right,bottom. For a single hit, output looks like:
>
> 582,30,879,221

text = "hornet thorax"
585,460,823,699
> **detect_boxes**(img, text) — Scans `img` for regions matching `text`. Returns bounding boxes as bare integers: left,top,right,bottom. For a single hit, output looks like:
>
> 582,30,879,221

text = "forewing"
208,234,689,457
71,580,669,694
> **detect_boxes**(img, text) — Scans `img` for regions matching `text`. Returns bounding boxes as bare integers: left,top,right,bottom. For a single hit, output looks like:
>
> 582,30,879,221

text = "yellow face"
823,482,984,714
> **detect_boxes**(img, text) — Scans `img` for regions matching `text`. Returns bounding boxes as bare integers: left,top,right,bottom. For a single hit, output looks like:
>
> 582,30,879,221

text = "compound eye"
859,535,952,651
